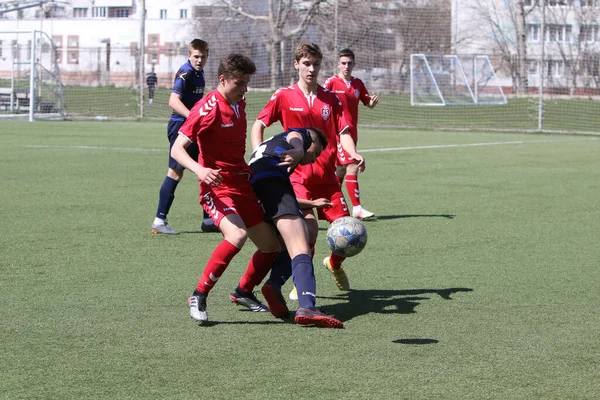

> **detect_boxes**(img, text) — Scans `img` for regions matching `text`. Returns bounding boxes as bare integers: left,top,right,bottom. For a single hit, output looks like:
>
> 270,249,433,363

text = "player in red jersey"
324,48,380,220
171,53,282,325
246,42,366,305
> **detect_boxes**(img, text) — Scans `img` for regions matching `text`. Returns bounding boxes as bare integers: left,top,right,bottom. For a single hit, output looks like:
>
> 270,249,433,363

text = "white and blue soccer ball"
326,216,368,257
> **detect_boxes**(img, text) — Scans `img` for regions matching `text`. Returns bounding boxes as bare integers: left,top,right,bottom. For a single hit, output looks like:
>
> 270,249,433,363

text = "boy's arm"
168,92,190,119
251,120,267,150
367,94,380,109
339,131,365,172
171,134,222,186
297,198,333,209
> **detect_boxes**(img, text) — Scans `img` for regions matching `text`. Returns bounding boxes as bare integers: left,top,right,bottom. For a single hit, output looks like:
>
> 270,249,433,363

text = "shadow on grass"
317,213,455,230
375,214,455,220
317,287,473,323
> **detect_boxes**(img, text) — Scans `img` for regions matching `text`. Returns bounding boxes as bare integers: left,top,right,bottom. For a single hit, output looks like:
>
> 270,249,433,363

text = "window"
160,9,167,19
148,53,159,65
580,0,598,6
67,36,78,48
194,6,212,18
527,60,540,76
527,24,541,42
545,59,570,77
180,9,187,19
582,57,599,77
148,34,160,46
546,0,572,6
580,25,598,42
547,24,572,42
110,8,131,18
67,50,79,64
52,35,63,63
73,8,87,18
92,7,107,18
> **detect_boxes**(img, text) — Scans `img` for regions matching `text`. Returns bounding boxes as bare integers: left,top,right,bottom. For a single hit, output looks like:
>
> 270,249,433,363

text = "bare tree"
220,0,326,88
467,0,539,94
544,3,600,94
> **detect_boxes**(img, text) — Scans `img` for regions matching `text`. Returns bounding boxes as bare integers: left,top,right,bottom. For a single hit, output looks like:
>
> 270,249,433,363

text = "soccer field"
1,120,599,399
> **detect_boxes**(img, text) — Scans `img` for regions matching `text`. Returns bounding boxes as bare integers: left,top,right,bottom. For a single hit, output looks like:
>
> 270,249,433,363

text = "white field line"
23,138,593,154
24,145,164,152
359,138,592,153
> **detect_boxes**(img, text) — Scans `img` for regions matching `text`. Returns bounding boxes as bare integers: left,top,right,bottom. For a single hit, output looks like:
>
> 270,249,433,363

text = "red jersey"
179,89,251,175
256,83,349,186
324,75,370,141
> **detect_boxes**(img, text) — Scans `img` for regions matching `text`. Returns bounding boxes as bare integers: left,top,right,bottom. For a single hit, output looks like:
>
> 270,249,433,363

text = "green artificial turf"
1,120,599,399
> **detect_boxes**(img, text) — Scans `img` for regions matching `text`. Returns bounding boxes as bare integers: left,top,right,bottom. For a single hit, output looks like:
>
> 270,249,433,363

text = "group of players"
150,39,380,329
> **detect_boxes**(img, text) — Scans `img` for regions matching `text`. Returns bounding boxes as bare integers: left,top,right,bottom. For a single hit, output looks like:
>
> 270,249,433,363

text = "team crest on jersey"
354,89,360,98
321,105,331,121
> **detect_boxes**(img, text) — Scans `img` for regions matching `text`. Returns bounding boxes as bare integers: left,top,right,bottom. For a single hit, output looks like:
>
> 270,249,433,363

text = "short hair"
189,39,209,53
338,48,355,61
218,53,256,80
307,127,327,149
295,42,323,62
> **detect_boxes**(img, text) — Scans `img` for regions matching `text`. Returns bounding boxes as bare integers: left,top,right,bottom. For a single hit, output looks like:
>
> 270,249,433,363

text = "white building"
0,0,221,85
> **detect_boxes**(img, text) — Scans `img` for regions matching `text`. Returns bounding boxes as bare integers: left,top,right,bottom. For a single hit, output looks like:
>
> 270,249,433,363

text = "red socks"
345,175,361,207
196,240,240,294
238,250,280,293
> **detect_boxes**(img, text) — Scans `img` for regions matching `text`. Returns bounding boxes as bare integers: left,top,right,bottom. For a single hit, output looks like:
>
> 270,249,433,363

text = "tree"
220,0,326,88
467,0,539,94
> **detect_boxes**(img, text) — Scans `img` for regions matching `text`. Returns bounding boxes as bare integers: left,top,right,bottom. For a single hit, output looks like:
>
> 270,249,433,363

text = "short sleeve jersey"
248,128,313,183
171,60,206,122
324,75,370,140
256,84,349,185
179,89,250,175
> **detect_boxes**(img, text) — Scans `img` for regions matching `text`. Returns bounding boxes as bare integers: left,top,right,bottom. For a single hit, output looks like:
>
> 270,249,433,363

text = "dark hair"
295,42,323,62
218,53,256,80
189,39,209,53
338,48,355,61
306,127,327,149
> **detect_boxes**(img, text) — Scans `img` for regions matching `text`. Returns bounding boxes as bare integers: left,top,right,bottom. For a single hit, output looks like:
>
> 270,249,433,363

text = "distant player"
151,38,218,235
249,127,343,328
146,65,157,104
171,53,280,325
324,48,380,220
247,42,366,301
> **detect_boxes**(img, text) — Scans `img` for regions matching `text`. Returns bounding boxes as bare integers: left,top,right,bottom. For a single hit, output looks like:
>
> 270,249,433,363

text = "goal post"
411,54,507,106
0,30,68,121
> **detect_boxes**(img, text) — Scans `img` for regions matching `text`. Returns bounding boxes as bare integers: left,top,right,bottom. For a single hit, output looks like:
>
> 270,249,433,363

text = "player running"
324,48,380,220
151,38,218,235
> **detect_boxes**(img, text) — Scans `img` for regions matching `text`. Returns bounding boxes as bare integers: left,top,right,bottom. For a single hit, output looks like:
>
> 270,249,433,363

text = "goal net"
411,54,506,106
0,31,67,120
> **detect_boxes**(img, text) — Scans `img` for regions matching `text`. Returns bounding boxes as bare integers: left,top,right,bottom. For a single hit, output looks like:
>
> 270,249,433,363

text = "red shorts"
336,140,359,166
292,181,350,223
199,172,265,228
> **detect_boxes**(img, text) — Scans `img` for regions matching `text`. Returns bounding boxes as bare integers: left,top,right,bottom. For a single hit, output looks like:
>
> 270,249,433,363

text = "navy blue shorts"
252,177,304,223
167,119,199,170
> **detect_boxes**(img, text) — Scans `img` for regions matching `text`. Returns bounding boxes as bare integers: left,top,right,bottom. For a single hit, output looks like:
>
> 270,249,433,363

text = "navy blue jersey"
171,60,205,121
249,128,313,183
146,72,157,87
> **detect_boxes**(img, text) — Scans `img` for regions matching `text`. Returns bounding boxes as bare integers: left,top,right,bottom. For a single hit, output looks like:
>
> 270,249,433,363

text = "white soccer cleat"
352,208,376,220
188,294,208,324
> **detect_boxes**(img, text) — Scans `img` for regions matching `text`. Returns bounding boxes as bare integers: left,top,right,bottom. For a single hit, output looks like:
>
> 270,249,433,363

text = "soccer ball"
326,216,368,257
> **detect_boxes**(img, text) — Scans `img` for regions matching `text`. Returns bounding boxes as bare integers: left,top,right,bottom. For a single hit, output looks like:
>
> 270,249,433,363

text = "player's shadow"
316,287,472,322
317,214,455,230
375,214,455,220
